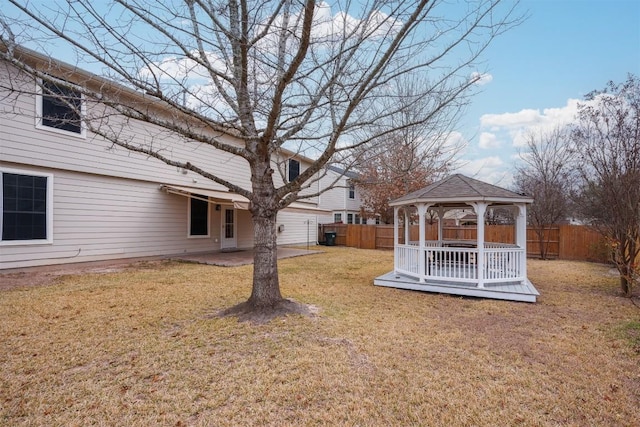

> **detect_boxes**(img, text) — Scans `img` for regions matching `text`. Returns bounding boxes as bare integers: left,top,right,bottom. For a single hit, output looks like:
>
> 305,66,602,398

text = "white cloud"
478,132,500,149
455,156,508,185
479,98,587,148
138,50,227,81
310,2,401,41
480,108,545,129
470,72,493,86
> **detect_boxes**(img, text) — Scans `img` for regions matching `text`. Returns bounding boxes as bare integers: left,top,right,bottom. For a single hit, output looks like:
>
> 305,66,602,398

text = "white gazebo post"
436,207,446,246
393,206,399,275
472,202,488,289
417,203,430,283
404,208,410,245
515,203,528,281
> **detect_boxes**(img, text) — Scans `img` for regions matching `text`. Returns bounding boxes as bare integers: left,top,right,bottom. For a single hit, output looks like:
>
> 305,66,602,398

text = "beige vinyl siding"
275,211,318,246
0,166,227,269
235,209,254,249
0,65,248,191
1,65,320,206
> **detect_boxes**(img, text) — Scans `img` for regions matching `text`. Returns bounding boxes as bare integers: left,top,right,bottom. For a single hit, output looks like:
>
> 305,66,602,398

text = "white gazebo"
374,174,539,302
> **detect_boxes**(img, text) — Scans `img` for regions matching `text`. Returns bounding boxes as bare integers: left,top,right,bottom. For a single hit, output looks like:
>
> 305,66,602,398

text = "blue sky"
456,0,640,186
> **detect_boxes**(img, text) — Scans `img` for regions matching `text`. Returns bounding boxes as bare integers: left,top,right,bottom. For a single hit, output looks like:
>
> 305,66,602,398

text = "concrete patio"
170,247,323,267
1,247,323,291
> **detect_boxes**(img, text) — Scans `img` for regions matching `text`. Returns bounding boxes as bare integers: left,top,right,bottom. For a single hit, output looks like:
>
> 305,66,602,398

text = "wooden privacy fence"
318,223,611,263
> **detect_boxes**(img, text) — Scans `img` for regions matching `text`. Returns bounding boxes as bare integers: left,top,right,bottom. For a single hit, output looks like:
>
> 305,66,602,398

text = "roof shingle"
390,174,532,205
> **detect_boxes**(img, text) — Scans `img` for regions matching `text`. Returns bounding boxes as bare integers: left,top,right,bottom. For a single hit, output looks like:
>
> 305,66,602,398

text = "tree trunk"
248,210,283,307
247,157,284,309
619,264,632,297
536,228,547,260
620,275,632,297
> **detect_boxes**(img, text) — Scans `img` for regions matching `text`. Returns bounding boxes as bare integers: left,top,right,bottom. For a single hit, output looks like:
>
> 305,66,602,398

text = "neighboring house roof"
327,165,360,180
389,174,533,206
443,209,476,221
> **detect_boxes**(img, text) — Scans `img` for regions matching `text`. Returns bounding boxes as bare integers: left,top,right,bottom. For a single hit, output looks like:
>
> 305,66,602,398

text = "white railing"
484,247,524,283
426,246,478,283
395,244,420,275
394,243,525,286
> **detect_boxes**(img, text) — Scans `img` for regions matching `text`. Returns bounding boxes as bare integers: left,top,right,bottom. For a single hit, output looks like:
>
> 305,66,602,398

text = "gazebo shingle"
390,174,532,205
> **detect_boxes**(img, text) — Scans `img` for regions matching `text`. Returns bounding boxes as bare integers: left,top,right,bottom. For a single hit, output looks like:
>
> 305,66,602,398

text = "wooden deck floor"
373,271,539,302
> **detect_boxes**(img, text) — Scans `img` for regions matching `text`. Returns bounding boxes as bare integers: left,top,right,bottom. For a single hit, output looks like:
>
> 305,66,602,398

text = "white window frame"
348,184,355,199
347,213,354,224
35,78,87,139
333,213,342,223
0,167,54,246
187,195,210,238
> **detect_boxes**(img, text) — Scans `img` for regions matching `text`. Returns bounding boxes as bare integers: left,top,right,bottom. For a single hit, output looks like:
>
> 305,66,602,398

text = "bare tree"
572,75,640,297
353,74,465,224
513,126,574,259
1,0,521,317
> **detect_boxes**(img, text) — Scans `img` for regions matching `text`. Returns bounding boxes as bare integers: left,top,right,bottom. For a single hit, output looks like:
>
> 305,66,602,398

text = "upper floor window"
37,79,85,137
288,159,300,182
1,169,53,244
348,184,355,199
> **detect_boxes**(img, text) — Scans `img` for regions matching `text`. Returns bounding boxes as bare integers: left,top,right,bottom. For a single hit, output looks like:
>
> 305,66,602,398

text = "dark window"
355,214,361,224
190,196,209,236
2,173,48,241
348,184,355,199
288,159,300,181
347,213,353,224
41,80,82,134
334,213,342,223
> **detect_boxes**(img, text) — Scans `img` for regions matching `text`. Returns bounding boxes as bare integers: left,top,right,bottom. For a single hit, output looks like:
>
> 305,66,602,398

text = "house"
317,166,376,225
0,48,326,270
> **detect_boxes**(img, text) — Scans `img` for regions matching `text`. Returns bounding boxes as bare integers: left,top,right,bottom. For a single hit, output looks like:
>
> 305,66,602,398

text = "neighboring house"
441,209,476,226
317,166,375,225
0,49,325,269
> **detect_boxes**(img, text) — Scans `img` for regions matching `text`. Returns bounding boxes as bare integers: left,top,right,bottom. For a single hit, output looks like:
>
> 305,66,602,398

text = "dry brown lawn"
1,247,639,426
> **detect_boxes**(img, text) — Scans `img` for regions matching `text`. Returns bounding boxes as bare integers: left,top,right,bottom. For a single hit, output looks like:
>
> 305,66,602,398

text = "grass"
1,247,639,426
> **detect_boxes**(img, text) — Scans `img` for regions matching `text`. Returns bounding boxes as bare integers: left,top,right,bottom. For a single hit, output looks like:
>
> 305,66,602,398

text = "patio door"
221,206,237,250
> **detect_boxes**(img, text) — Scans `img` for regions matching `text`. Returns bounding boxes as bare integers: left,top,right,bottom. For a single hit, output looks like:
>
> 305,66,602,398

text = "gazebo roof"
389,174,533,207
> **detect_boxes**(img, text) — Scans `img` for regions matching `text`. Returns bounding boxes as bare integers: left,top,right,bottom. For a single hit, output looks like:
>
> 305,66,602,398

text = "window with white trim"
348,184,355,199
333,213,342,223
1,169,53,244
36,79,85,137
347,213,353,224
189,195,210,237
